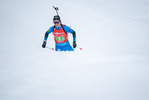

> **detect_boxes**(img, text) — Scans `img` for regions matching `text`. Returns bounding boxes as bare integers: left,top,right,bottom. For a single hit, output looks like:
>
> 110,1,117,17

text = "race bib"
55,36,65,42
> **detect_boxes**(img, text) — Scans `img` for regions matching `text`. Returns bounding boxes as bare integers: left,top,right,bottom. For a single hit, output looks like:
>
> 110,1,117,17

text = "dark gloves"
73,41,77,48
42,41,47,48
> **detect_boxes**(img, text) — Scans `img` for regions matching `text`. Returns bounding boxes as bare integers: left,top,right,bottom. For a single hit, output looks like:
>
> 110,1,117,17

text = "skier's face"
54,20,61,27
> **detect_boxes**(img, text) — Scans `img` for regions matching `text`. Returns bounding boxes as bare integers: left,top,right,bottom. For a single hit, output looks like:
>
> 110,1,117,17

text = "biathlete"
42,15,77,51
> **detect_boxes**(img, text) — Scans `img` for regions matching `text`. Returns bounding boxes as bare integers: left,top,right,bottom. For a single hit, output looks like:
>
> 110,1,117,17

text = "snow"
0,0,149,100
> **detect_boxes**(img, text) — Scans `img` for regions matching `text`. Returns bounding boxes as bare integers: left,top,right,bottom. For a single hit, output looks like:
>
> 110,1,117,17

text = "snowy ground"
0,0,149,100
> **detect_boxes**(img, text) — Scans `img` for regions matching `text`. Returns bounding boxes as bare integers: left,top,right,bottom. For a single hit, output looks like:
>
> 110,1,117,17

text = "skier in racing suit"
42,15,76,51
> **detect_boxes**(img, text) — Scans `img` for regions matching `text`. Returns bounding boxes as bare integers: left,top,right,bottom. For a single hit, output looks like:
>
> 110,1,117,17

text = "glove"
73,41,77,48
42,41,47,48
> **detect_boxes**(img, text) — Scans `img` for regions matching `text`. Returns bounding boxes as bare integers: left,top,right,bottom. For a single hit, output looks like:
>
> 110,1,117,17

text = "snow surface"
0,0,149,100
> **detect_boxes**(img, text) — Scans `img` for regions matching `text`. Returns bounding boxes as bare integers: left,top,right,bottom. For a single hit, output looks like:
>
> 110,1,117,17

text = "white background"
0,0,149,100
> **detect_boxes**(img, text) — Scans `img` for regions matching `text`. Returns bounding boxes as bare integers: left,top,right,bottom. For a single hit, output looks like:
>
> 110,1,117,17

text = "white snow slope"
0,0,149,100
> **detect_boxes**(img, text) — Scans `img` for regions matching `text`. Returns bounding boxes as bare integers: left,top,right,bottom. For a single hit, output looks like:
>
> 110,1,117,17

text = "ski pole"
46,46,54,50
77,47,82,50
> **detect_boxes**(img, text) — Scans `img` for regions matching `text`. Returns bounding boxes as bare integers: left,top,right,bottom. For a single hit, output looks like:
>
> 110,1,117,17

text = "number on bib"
55,36,65,41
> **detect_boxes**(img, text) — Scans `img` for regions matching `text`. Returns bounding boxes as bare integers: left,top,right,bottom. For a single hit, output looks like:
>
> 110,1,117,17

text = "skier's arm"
63,25,77,48
44,26,54,41
42,26,54,48
63,26,76,42
70,29,76,42
44,32,49,41
71,30,77,48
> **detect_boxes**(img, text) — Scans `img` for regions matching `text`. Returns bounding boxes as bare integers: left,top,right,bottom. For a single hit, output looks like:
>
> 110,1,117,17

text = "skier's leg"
55,45,61,51
63,43,74,51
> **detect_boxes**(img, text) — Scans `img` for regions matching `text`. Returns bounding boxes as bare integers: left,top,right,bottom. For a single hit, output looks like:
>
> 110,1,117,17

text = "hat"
53,15,61,22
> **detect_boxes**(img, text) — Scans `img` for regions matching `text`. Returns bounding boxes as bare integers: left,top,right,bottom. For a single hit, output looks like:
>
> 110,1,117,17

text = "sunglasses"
54,21,60,24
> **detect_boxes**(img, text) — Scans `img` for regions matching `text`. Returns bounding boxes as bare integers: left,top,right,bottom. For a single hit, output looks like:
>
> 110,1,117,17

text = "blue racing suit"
44,25,76,51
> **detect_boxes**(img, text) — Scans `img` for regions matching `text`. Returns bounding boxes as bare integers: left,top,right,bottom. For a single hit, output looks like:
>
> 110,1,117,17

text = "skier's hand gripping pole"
42,41,47,48
73,41,82,50
73,41,77,48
